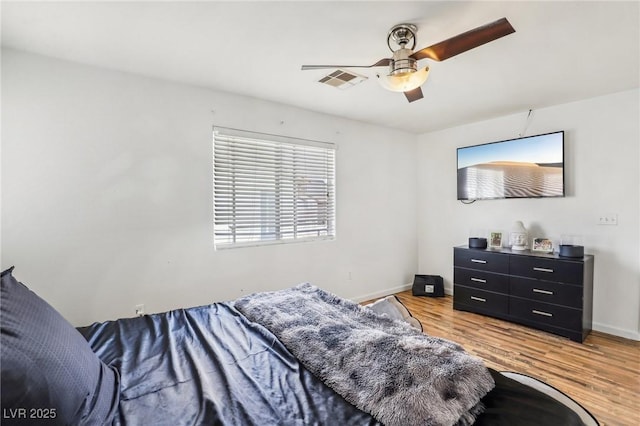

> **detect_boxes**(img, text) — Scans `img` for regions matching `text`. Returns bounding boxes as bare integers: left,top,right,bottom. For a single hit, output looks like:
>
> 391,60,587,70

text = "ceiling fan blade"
404,87,423,103
410,17,515,62
301,58,391,71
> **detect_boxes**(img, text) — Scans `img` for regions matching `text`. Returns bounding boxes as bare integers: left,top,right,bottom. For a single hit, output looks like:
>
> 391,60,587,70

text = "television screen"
457,131,565,200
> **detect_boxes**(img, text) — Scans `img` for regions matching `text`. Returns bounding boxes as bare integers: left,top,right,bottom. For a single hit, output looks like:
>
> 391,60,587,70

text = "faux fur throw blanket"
234,283,495,426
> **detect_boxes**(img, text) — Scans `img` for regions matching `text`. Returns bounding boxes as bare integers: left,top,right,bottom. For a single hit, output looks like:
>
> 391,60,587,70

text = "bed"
1,267,598,425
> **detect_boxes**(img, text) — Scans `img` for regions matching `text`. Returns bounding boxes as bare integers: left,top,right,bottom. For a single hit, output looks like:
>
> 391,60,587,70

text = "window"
213,127,336,249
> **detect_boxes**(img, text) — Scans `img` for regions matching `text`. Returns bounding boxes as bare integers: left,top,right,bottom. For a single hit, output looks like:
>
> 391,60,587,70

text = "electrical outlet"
135,304,145,317
598,214,618,225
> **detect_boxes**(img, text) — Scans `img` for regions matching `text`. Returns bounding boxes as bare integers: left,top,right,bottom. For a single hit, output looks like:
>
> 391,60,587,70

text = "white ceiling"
2,1,639,134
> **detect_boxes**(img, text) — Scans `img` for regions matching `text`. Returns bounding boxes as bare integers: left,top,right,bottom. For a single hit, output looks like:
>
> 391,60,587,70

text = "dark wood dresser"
453,246,594,342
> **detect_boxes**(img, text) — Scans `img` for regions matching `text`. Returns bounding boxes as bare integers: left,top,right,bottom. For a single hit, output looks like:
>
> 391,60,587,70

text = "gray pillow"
1,267,119,425
366,295,423,331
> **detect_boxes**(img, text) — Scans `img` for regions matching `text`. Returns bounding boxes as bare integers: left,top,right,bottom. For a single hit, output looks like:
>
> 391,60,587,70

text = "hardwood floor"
391,291,640,426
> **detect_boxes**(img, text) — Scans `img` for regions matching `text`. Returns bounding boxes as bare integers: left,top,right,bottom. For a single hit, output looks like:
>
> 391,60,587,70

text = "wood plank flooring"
387,291,640,426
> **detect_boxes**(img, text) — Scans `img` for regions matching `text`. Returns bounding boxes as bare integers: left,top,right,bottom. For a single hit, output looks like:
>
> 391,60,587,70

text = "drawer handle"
533,288,554,295
470,296,486,302
471,259,487,264
471,277,487,283
532,309,553,317
533,267,554,273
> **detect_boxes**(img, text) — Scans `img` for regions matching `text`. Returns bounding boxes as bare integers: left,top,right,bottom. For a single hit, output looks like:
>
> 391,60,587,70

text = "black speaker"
559,245,584,258
412,275,444,297
468,237,487,249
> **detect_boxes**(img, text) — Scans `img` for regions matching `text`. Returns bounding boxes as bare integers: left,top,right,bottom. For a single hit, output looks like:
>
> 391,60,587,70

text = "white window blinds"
213,127,336,248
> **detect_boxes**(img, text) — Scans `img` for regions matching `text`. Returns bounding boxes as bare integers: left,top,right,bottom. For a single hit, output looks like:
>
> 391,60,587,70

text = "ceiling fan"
301,17,515,102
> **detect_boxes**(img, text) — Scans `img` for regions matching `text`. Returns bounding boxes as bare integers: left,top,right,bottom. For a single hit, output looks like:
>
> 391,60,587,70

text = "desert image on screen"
457,132,564,200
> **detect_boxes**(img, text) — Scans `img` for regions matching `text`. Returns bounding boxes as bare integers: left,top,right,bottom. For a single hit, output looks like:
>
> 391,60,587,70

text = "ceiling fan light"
377,66,430,92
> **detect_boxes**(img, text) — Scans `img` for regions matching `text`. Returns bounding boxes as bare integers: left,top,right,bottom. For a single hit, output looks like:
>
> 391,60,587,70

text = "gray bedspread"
234,283,495,426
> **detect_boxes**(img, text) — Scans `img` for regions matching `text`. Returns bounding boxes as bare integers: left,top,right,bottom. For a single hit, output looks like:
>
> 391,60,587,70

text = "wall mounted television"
457,131,565,201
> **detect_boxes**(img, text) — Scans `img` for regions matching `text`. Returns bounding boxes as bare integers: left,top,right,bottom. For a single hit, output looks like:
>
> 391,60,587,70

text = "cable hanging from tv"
519,109,534,137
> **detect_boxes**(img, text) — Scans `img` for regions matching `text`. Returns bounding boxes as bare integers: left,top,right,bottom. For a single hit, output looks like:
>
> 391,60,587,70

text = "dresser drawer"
454,286,509,315
509,256,583,285
510,297,582,330
454,267,509,293
454,248,508,273
510,277,582,308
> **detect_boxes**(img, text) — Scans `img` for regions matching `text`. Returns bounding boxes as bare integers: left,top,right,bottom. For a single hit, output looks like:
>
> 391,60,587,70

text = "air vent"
318,69,367,90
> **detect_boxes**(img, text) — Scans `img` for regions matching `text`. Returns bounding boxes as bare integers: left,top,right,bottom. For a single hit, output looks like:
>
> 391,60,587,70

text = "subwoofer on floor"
412,275,445,297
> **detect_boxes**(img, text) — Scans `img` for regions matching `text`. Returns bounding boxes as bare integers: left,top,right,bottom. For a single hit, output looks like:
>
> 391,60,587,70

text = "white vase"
510,221,528,251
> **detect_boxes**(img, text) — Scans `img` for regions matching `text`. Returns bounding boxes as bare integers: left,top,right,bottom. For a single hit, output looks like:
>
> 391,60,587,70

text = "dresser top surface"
455,245,593,262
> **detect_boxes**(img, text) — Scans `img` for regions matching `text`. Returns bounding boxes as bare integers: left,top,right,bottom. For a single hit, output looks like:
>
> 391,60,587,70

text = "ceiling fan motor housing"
387,24,419,77
389,48,418,76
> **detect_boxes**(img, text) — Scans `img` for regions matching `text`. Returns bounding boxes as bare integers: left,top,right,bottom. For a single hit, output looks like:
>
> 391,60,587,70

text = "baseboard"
352,283,413,303
592,322,640,341
354,283,455,303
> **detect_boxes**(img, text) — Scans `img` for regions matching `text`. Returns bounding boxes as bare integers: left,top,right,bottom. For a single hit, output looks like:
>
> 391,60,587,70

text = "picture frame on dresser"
532,237,554,253
489,232,503,248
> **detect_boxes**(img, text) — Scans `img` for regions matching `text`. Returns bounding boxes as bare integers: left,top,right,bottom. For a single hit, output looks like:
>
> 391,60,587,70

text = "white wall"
3,48,638,341
417,89,640,340
1,49,418,325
